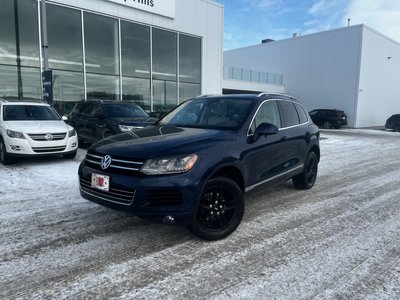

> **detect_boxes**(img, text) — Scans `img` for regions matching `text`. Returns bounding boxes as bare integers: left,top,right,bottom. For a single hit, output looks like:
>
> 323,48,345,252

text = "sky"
217,0,400,50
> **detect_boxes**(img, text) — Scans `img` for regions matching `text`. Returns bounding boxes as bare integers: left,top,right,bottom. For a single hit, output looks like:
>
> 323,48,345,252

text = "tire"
0,137,13,165
63,150,77,159
292,151,318,190
323,121,332,129
187,177,244,241
393,124,400,132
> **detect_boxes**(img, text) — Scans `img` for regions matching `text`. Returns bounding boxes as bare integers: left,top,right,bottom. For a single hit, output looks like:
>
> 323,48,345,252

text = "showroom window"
121,21,151,110
179,34,201,102
0,0,41,100
47,4,84,114
152,28,178,111
84,12,120,100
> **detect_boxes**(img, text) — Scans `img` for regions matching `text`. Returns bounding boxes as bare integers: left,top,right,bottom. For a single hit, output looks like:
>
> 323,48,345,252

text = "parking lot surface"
1,129,399,299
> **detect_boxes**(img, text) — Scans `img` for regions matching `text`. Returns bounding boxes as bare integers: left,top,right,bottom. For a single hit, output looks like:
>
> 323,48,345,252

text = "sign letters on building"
105,0,175,19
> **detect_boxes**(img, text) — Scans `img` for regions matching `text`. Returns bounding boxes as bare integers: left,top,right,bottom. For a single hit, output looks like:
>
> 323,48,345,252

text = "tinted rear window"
279,101,300,127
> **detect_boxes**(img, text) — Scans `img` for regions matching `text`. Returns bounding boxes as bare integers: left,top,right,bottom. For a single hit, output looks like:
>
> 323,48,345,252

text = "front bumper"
78,161,204,225
4,136,78,156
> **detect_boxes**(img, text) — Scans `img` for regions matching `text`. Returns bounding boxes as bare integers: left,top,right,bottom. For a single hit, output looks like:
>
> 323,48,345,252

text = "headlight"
118,125,144,132
141,154,198,175
68,128,77,137
6,129,25,139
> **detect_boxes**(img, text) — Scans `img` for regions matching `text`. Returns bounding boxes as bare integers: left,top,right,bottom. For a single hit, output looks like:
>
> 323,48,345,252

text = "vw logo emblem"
45,133,53,140
100,155,112,170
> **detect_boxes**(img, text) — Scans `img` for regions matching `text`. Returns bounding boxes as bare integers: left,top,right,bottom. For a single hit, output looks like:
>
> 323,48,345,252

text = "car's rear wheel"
0,137,13,165
323,121,332,129
292,151,318,190
187,177,244,241
63,150,77,159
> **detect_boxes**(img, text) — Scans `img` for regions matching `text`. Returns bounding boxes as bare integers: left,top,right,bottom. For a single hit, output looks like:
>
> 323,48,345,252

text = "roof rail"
195,94,220,98
257,92,295,99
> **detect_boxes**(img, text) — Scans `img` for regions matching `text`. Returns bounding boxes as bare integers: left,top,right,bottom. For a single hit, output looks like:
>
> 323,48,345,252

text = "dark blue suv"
78,94,320,240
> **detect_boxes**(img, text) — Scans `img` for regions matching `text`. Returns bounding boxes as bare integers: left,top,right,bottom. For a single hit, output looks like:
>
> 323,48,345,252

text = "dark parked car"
78,93,320,240
309,109,347,129
385,114,400,132
67,100,157,144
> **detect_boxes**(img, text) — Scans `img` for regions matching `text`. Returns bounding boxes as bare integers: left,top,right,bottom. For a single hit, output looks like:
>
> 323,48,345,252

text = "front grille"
147,189,183,206
32,146,66,153
85,152,144,174
80,177,135,205
28,132,67,141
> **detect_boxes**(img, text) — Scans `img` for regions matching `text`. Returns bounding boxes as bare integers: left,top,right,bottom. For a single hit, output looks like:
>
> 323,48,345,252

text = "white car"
0,100,78,165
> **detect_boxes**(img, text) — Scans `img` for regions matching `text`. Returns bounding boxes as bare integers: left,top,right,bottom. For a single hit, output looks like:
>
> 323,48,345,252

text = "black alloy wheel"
187,177,244,241
292,151,318,190
323,121,332,129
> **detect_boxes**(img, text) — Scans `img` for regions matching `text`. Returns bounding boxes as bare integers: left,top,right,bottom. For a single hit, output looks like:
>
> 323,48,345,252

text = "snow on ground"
0,129,400,299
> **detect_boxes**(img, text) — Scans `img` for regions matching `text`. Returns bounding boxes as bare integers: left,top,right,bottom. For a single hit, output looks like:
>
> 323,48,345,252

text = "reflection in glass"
0,0,40,67
179,34,201,84
84,12,119,75
52,70,84,101
152,28,177,81
179,82,200,102
86,73,119,100
121,21,150,78
47,4,83,72
122,77,150,110
153,80,177,110
0,65,41,100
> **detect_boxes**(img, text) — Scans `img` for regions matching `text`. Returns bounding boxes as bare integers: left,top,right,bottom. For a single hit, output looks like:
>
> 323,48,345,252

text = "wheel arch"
208,164,245,193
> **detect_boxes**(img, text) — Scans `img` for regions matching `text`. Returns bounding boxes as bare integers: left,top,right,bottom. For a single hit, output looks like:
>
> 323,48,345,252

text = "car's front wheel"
0,137,13,165
187,177,244,241
292,151,318,190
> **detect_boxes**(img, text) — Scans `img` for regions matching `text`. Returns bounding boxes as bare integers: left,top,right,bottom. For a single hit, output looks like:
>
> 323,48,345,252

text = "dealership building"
223,25,400,128
0,0,223,114
2,0,400,128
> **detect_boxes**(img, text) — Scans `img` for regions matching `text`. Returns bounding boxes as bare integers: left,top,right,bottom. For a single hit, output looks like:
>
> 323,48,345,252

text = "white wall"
356,26,400,127
48,0,224,94
224,26,364,126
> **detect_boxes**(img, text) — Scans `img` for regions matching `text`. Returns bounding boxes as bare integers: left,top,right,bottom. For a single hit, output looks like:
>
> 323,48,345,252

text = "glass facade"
0,0,41,100
0,0,202,115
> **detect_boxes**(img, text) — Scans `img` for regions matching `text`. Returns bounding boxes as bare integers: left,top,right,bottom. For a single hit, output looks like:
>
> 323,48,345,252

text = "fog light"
10,145,21,151
162,215,175,224
72,142,77,147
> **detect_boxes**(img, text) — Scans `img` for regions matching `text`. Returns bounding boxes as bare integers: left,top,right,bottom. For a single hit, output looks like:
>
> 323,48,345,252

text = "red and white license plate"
91,173,110,191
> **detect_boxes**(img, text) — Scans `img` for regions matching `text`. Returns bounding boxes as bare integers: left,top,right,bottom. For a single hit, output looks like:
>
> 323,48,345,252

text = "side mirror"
249,122,279,142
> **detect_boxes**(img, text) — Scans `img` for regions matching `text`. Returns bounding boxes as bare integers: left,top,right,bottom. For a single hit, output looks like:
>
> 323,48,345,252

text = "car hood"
89,125,235,159
5,121,71,133
109,117,157,126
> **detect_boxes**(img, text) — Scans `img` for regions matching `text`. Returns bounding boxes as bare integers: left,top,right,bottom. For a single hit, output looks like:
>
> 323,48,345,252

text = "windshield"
104,103,149,118
159,98,254,130
3,105,61,121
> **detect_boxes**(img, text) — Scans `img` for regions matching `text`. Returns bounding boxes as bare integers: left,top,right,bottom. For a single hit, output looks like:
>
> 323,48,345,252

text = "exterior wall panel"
224,26,364,127
356,27,400,127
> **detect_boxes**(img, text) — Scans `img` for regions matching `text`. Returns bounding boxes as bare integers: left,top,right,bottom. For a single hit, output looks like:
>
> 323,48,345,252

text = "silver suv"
0,100,78,165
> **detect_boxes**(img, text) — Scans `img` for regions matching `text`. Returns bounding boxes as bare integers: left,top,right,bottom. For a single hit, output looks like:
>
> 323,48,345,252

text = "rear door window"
294,103,308,124
279,101,300,127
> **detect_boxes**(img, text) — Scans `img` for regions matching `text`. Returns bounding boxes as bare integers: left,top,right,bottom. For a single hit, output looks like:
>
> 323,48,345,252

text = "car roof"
83,99,139,105
0,100,50,106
